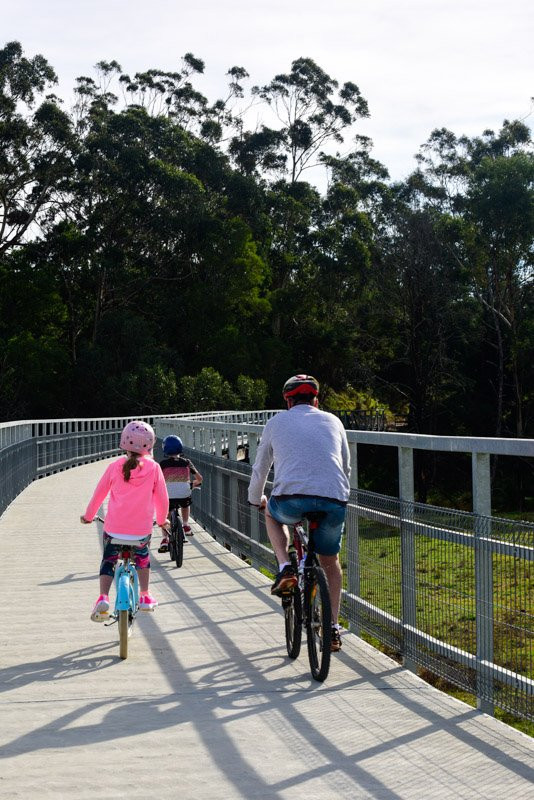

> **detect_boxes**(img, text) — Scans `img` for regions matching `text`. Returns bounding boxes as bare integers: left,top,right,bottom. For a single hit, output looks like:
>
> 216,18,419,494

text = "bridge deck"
1,461,532,799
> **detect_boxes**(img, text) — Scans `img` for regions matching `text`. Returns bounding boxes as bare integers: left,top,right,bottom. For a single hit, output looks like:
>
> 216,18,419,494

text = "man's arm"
340,422,351,482
247,426,274,505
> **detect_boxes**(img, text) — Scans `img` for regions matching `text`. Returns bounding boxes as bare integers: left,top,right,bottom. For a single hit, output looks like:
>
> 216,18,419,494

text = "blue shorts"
267,495,347,556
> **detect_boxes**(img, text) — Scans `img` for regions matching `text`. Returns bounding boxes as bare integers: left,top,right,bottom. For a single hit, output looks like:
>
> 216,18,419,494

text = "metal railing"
0,415,165,516
154,413,534,722
329,408,386,431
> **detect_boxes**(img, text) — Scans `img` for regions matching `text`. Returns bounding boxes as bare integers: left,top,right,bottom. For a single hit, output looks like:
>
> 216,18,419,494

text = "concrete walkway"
0,461,533,799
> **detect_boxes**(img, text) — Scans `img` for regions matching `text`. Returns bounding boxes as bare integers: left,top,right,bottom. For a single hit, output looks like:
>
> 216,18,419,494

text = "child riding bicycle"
158,435,203,552
80,420,169,622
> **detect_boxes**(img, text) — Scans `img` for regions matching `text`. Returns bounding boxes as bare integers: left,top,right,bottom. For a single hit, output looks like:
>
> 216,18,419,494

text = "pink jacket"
84,456,169,536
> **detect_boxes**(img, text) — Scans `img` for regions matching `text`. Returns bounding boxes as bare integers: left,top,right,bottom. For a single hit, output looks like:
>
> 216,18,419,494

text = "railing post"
473,451,494,715
248,432,260,568
228,430,239,536
399,446,417,673
347,440,360,635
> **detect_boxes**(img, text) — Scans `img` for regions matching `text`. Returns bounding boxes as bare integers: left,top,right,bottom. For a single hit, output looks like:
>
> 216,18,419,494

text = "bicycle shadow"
0,642,118,692
39,572,94,586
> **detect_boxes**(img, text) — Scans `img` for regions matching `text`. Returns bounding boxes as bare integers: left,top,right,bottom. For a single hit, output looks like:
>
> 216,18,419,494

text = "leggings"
99,533,151,578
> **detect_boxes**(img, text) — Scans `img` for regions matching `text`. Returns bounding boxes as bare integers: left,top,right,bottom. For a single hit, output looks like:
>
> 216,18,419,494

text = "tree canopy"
1,41,533,471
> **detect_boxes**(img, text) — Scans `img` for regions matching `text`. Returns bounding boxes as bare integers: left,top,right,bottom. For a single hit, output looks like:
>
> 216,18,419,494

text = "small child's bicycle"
166,486,201,568
168,507,185,568
95,517,145,660
281,512,332,682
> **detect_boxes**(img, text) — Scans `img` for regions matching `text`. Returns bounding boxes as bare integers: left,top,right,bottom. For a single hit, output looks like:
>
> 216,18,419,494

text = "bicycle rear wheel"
305,565,332,682
118,610,129,659
171,510,184,568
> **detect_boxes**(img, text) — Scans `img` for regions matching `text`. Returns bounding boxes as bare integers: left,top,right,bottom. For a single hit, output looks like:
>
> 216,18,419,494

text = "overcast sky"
2,0,532,182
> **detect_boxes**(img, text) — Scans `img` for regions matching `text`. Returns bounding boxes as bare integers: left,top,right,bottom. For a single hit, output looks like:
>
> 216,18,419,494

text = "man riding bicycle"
247,374,351,651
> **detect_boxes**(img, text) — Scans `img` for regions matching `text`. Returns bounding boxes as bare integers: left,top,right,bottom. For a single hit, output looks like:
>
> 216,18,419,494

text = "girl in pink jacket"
81,421,169,622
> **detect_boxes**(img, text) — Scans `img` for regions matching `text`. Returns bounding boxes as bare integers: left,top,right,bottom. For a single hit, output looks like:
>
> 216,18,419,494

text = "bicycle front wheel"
284,586,302,659
305,566,332,682
119,609,129,659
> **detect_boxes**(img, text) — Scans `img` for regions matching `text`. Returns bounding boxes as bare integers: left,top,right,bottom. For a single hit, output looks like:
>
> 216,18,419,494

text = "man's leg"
265,508,291,565
318,554,342,625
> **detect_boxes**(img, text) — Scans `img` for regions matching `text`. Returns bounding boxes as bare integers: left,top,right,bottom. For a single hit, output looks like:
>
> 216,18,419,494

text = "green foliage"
178,368,267,412
324,386,392,416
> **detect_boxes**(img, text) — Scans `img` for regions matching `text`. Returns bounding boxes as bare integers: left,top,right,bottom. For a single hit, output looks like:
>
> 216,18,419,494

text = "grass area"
340,518,534,737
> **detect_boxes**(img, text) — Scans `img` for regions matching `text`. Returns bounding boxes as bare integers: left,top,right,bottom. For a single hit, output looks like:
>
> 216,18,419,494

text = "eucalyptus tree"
0,41,74,255
249,57,369,184
414,120,534,438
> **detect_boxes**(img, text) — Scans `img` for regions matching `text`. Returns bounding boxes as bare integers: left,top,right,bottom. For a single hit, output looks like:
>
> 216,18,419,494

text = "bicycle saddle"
109,537,146,546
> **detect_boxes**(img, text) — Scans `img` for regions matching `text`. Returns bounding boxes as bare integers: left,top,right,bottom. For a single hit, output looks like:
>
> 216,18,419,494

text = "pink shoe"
91,594,110,622
139,593,158,612
183,524,193,536
158,537,169,553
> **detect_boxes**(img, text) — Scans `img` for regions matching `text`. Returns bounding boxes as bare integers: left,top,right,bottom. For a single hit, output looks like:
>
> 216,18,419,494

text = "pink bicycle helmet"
119,420,155,454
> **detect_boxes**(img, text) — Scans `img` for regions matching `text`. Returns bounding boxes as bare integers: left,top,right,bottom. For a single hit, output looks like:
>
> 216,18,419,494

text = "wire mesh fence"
189,451,534,722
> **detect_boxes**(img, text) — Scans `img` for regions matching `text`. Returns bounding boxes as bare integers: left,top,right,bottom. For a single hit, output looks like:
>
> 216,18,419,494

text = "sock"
278,561,290,571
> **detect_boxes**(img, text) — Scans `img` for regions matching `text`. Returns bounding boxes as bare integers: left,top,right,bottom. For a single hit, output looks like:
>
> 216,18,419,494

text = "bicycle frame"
106,539,143,659
292,521,319,593
113,550,140,615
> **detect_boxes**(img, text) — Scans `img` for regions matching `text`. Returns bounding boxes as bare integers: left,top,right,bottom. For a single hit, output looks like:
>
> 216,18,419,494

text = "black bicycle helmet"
282,374,320,399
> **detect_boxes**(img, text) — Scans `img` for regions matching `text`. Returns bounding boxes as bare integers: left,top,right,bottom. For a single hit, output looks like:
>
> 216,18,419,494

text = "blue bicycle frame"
114,556,139,612
108,537,143,659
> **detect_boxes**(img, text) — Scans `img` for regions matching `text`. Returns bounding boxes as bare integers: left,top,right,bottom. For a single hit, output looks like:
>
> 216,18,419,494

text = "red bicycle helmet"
282,374,320,399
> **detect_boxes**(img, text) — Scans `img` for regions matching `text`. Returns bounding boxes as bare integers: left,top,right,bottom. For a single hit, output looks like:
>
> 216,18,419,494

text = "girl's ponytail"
122,452,140,481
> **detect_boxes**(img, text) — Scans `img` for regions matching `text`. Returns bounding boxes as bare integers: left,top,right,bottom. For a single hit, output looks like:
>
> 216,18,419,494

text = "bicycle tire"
118,609,129,659
168,532,176,561
305,565,332,682
284,552,302,658
171,510,184,568
284,586,303,659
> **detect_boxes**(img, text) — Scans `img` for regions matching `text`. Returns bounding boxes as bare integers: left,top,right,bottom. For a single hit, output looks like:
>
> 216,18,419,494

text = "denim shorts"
267,495,347,556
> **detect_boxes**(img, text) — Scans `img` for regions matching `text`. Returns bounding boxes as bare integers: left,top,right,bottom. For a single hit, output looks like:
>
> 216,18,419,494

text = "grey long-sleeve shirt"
247,404,351,505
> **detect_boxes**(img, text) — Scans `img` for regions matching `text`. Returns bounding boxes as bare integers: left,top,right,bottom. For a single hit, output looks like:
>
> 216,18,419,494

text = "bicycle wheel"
284,586,302,659
171,510,184,568
305,565,332,682
168,527,176,561
118,609,129,659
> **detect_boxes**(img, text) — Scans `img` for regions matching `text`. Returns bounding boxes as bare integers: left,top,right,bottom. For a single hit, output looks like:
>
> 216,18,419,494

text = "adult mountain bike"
281,512,332,682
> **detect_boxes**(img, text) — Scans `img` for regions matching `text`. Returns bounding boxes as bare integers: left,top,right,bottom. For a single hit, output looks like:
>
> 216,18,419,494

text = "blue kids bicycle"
95,517,144,660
